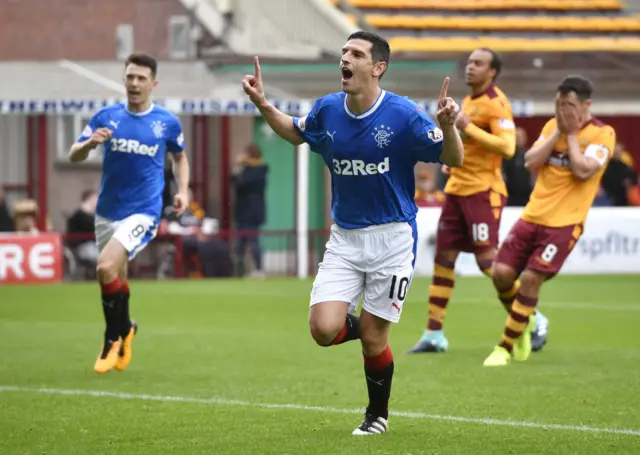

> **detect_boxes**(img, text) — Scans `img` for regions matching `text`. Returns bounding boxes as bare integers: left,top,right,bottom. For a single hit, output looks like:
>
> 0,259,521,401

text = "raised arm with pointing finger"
242,56,304,146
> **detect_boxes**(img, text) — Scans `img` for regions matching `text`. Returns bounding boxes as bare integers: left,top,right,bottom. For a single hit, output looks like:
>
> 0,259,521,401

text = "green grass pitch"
1,275,639,454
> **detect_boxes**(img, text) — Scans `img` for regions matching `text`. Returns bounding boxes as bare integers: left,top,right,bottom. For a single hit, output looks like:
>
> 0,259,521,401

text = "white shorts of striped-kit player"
95,214,158,260
310,221,418,324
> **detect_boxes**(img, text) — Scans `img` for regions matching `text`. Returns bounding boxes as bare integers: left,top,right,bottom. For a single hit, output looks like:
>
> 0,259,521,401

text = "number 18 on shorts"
310,221,418,323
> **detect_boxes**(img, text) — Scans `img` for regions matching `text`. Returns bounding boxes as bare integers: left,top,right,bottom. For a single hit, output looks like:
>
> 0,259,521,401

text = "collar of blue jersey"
125,103,155,116
343,90,386,120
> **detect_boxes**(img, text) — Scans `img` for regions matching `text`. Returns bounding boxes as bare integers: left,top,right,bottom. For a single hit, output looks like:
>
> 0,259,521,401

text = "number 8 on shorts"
95,213,158,259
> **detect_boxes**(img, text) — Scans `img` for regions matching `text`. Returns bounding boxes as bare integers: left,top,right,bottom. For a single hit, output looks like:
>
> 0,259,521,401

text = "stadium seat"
388,36,640,52
329,0,624,11
364,14,640,32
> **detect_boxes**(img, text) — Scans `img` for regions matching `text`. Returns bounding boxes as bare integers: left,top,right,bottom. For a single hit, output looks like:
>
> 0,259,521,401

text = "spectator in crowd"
616,143,635,169
185,187,206,223
627,183,640,207
232,143,268,278
158,187,233,278
592,186,613,206
601,142,638,206
12,199,40,234
175,187,206,230
502,126,533,207
0,188,12,232
173,187,208,275
415,169,445,207
162,161,177,213
66,189,99,265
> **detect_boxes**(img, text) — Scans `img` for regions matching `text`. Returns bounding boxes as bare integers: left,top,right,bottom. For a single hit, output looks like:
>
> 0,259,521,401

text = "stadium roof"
0,60,296,100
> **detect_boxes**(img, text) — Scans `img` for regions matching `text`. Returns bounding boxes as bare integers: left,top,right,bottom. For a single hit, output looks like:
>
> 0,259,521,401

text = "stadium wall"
0,0,190,60
0,116,28,193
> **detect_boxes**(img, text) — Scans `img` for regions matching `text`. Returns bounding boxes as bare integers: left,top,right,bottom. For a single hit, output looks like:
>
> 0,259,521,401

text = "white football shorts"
95,214,158,259
310,220,418,323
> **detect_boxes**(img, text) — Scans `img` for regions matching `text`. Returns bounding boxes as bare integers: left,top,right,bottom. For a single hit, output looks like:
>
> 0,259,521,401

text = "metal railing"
62,228,330,281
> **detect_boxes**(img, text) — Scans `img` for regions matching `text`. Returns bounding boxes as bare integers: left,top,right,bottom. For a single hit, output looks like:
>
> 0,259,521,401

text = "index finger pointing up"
439,77,450,102
254,56,261,79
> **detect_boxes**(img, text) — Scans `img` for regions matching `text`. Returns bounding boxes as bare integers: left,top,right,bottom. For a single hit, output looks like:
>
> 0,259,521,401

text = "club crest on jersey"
298,116,307,132
372,124,394,149
151,120,166,139
428,127,443,142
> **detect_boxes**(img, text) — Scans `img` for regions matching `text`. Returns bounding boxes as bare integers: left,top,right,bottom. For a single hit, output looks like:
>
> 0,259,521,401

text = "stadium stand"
329,0,624,11
328,0,640,52
364,15,640,32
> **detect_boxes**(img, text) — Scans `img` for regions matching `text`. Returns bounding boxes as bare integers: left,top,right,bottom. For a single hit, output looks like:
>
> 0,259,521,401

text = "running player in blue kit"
68,54,191,374
242,31,464,435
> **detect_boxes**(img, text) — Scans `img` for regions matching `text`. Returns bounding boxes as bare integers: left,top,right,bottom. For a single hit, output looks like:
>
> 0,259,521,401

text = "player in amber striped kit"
408,48,549,354
484,76,615,366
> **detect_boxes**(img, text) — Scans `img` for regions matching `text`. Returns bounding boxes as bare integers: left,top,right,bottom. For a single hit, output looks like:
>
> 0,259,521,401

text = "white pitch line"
1,386,639,436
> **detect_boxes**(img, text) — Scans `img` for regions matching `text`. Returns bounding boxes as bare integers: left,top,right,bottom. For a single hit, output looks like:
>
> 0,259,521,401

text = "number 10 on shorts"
388,275,410,301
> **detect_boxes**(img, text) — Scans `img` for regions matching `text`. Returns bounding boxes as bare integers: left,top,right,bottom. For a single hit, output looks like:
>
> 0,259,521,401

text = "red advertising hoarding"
0,233,63,284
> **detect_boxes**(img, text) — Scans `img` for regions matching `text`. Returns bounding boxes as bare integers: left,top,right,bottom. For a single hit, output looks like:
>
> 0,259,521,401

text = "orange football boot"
115,321,138,372
94,337,122,374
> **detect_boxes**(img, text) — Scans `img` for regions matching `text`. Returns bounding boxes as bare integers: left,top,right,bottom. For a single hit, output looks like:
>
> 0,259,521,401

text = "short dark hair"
557,75,593,101
246,143,263,159
125,53,158,78
347,31,391,79
478,48,502,81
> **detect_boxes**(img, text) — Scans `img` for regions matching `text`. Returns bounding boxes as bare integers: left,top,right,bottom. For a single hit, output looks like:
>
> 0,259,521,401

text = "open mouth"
341,67,353,80
128,90,141,97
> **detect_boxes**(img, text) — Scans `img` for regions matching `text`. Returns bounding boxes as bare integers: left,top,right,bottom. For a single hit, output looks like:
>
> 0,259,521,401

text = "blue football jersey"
78,103,184,222
293,90,443,229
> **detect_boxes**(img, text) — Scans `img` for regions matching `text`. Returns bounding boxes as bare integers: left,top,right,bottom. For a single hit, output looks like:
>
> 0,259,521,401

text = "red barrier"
0,233,63,284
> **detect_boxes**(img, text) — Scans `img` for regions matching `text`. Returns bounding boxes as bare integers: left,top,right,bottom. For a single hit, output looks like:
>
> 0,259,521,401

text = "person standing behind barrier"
0,188,13,232
67,190,99,266
503,127,533,207
232,143,268,278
